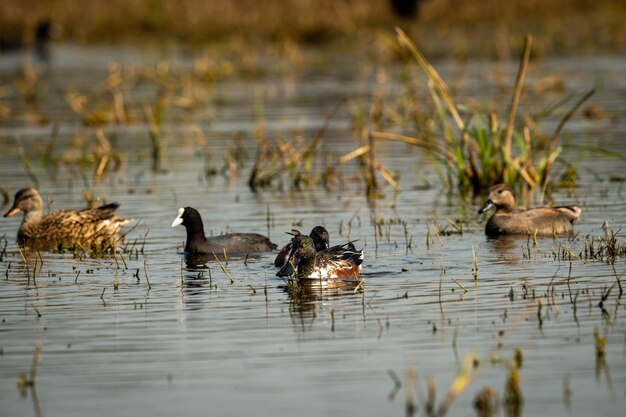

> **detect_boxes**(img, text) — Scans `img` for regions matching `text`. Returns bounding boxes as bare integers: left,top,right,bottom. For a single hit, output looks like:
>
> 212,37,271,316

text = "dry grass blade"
395,27,465,133
540,88,595,192
395,27,479,183
503,35,532,165
212,252,234,283
370,131,457,163
437,352,480,416
337,145,370,164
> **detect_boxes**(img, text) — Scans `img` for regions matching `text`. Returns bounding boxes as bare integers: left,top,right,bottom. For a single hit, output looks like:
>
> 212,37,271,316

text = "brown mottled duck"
3,187,131,251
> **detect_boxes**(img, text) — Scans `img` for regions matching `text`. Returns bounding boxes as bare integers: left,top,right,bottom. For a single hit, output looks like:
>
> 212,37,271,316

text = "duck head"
309,226,329,251
3,187,44,218
277,235,316,277
478,184,516,214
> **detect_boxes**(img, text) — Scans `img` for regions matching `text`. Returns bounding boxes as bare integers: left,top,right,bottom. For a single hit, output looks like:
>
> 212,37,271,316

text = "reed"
373,28,595,196
143,259,152,290
144,104,163,171
472,245,478,280
593,327,606,359
436,354,480,417
15,136,40,188
503,365,523,417
17,343,43,397
0,235,7,261
212,252,234,283
387,369,402,401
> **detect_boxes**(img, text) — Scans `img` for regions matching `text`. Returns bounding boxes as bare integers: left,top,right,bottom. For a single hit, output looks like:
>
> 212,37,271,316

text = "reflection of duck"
3,187,130,251
274,226,330,267
276,234,363,280
478,184,581,236
172,207,276,255
283,278,362,328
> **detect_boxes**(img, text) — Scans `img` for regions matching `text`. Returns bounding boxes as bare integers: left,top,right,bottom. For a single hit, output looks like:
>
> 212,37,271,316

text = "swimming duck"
276,234,363,280
172,207,277,255
477,184,581,236
274,226,330,267
3,187,130,251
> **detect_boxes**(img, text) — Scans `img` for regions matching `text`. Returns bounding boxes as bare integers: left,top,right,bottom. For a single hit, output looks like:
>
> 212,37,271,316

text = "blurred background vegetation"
1,0,625,56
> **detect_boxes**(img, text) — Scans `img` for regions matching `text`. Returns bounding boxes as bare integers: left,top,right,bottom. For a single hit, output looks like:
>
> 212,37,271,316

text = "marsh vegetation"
0,2,625,417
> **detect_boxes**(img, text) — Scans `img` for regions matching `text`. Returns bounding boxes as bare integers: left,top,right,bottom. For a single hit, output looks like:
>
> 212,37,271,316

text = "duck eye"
497,189,504,194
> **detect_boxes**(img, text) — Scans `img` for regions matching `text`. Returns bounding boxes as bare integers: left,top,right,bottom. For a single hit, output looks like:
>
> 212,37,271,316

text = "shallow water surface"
0,44,625,417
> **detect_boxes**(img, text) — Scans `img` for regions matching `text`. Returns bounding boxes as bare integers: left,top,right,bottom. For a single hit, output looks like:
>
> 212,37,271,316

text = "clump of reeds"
402,353,480,417
248,129,329,191
372,28,594,196
247,113,355,192
582,225,626,263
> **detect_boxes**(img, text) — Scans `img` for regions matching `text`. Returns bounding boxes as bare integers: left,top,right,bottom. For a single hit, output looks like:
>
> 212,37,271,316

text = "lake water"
0,43,625,417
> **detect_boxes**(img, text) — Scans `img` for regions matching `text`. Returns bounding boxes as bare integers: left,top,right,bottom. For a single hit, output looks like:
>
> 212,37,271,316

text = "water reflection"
18,385,42,417
183,252,264,269
282,278,361,331
184,253,216,269
484,235,530,263
0,43,625,417
16,343,44,417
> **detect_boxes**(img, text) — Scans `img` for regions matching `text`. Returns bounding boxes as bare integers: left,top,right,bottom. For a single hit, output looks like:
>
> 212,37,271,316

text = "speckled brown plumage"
478,184,581,236
3,187,130,251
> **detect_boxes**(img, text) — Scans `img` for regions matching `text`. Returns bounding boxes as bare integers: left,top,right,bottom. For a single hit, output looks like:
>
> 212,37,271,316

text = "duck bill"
3,206,20,218
276,252,301,278
478,200,494,214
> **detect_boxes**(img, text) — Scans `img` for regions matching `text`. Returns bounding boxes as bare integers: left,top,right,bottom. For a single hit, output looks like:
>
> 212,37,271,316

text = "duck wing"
311,246,363,279
19,204,130,250
554,205,582,222
274,241,292,267
518,207,577,235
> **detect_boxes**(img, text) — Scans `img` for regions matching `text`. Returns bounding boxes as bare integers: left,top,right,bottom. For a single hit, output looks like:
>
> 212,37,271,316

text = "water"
0,43,625,417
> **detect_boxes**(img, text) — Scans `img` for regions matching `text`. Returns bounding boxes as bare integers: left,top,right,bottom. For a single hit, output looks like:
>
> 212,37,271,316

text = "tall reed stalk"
373,28,594,196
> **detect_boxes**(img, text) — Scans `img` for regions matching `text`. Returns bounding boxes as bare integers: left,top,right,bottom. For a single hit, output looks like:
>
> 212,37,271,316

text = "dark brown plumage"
3,187,130,251
274,226,330,267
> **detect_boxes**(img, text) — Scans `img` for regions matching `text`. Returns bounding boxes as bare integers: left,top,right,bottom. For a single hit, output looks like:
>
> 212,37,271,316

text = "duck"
477,184,581,236
276,234,363,280
274,226,330,267
172,207,277,255
3,187,130,251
